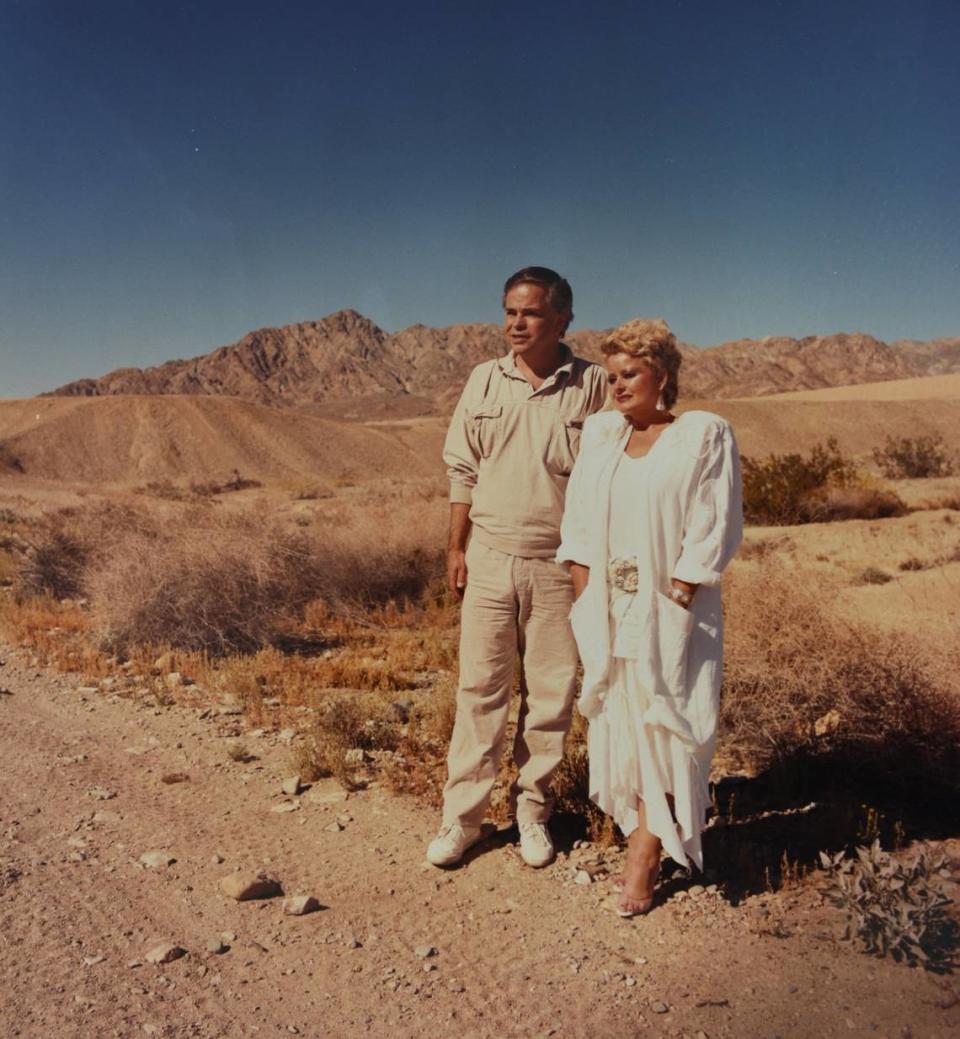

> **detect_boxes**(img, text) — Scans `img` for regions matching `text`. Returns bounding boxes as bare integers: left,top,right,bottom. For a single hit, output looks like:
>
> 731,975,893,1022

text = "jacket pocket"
654,590,694,698
470,404,502,458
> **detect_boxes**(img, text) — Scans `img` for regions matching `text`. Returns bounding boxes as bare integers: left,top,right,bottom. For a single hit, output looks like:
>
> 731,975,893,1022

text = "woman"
557,318,742,916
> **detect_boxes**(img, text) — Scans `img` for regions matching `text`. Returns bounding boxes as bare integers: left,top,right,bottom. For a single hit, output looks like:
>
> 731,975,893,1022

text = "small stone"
88,787,117,801
140,850,176,869
77,686,99,696
144,943,186,965
83,954,106,966
206,938,228,954
220,873,282,901
283,896,320,916
423,963,437,973
127,959,142,969
651,1001,668,1014
414,945,437,959
221,931,237,943
324,821,344,833
281,776,302,796
343,748,366,765
574,870,593,886
689,884,705,897
211,853,224,865
271,801,300,814
302,781,349,805
625,976,637,987
278,728,296,743
387,700,413,724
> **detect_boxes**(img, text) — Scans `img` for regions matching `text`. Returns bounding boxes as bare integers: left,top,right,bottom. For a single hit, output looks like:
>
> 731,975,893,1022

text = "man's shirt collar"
497,342,576,383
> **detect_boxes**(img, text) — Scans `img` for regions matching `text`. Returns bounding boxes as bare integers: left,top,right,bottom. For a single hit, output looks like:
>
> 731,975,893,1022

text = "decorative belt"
607,556,639,593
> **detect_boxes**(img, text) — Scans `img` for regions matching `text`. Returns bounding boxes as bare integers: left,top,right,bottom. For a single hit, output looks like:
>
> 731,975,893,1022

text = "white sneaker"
518,821,555,868
426,823,483,867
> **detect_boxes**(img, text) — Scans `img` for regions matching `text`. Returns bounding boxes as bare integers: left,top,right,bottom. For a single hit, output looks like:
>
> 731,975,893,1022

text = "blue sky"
2,0,958,398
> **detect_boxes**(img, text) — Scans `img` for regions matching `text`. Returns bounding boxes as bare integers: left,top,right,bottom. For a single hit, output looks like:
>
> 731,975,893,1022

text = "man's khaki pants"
441,540,580,828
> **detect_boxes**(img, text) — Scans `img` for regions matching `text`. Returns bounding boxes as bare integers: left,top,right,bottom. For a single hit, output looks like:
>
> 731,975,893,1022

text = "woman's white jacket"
557,408,743,745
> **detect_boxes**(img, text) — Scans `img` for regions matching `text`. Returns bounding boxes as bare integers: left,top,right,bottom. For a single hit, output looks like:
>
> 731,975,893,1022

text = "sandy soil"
1,647,957,1039
739,372,960,402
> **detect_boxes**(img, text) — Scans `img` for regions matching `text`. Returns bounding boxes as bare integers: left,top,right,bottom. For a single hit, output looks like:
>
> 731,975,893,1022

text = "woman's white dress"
557,410,742,870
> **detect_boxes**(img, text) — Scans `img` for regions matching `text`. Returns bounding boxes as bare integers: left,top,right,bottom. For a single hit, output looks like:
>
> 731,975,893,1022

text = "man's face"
503,282,568,358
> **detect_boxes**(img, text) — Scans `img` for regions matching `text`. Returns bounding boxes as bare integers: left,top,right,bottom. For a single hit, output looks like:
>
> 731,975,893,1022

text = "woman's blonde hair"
601,318,682,409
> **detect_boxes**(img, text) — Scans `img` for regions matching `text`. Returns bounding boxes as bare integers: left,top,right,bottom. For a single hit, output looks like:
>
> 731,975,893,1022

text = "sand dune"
732,371,960,402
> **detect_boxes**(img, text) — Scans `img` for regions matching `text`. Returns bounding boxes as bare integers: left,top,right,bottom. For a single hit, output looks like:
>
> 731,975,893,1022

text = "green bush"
741,438,859,525
819,841,953,967
873,434,956,479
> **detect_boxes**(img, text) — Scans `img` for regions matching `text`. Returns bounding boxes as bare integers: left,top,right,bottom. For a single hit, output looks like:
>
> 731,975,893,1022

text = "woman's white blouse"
557,409,743,724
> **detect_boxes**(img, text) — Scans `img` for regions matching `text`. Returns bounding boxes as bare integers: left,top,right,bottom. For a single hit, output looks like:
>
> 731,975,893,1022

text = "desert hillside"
0,395,444,485
2,384,959,486
42,309,960,414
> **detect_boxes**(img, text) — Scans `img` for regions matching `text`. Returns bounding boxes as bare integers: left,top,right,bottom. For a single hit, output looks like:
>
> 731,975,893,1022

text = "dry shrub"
17,527,90,599
82,499,445,655
720,565,960,792
802,485,906,523
0,441,25,474
382,676,457,803
298,695,401,789
741,438,856,525
873,433,956,479
88,510,321,654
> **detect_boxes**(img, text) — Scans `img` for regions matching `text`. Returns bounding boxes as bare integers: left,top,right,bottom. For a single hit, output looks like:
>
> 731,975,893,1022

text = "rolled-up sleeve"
673,421,743,586
443,378,479,505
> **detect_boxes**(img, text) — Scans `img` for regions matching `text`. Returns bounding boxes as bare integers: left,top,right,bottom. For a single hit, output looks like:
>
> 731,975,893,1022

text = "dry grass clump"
295,694,404,789
720,565,960,793
382,675,458,804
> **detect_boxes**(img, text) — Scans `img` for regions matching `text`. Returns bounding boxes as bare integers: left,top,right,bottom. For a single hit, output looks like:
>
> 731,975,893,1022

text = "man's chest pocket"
470,405,503,458
545,418,583,476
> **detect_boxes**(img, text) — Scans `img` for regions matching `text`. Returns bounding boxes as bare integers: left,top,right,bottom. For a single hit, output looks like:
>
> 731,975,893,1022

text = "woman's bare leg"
617,797,665,916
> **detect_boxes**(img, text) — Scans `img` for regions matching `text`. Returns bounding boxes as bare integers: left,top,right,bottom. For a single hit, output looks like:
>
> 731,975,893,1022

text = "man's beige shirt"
444,344,608,558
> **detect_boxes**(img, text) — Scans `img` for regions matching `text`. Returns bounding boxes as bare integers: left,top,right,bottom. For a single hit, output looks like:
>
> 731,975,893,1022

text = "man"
427,266,607,868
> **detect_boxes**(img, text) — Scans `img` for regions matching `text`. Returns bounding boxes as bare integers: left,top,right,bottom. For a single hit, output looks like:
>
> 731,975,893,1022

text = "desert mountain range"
45,309,960,417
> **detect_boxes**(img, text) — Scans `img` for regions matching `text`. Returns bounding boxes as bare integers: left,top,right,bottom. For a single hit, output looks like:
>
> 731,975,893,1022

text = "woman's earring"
655,390,666,412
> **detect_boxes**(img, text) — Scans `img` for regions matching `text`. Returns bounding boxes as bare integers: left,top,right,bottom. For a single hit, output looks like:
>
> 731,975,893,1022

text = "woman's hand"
669,578,698,609
569,563,590,601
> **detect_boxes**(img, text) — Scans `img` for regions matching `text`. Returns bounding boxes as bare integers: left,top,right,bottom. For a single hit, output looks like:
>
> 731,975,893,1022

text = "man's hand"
447,503,472,599
447,549,468,598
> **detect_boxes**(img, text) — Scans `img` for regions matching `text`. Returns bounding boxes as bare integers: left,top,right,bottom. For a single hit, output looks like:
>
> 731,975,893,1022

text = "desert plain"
1,341,959,1038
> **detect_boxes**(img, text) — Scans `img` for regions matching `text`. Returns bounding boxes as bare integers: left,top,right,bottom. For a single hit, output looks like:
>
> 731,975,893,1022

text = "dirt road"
0,647,955,1039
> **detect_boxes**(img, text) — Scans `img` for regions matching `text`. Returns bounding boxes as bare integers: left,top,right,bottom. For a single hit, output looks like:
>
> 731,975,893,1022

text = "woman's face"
605,352,665,415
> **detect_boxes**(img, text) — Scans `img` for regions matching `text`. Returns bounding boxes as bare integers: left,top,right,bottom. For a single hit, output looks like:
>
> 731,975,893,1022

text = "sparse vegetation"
189,470,263,497
0,441,25,473
873,433,956,479
741,438,862,525
11,500,446,655
719,564,960,791
819,841,954,968
858,566,893,585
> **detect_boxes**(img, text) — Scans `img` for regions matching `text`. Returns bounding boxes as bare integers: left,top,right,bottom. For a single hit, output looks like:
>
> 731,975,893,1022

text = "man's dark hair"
502,266,574,322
